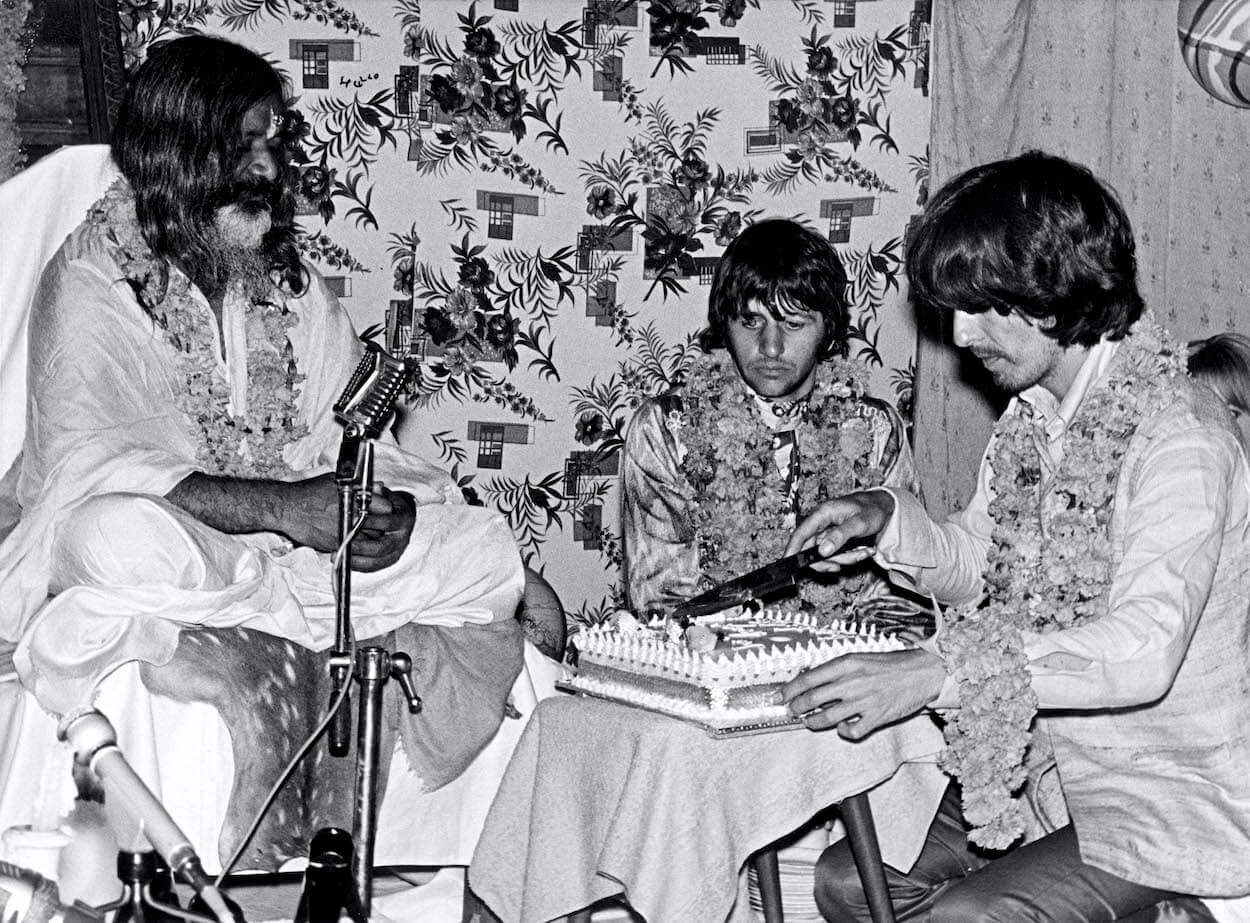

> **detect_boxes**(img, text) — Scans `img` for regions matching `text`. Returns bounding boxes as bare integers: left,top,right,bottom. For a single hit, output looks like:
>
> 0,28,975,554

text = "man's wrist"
167,472,287,535
915,639,960,710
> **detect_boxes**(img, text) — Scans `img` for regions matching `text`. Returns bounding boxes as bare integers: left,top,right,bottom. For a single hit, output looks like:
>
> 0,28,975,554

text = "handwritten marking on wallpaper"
340,74,379,88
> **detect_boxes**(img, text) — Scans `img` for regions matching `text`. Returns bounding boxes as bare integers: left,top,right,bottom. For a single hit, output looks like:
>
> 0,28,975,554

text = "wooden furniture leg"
841,791,896,923
751,846,785,923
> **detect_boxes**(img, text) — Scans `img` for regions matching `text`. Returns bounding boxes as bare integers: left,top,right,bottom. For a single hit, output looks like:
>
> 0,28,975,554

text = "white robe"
0,154,551,889
2,194,525,713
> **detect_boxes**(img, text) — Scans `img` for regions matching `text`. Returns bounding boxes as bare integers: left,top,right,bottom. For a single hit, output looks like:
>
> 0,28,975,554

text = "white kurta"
1,190,524,713
874,335,1250,896
0,153,552,908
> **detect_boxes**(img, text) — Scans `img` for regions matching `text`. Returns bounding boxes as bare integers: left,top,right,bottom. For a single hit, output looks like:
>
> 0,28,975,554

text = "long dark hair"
906,151,1142,348
111,35,305,297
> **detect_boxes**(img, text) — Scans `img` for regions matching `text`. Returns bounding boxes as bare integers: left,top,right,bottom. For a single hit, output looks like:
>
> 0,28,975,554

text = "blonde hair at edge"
1188,331,1250,452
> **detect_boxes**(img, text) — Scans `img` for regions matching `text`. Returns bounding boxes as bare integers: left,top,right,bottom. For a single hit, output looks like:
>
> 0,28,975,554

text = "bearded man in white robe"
0,35,549,873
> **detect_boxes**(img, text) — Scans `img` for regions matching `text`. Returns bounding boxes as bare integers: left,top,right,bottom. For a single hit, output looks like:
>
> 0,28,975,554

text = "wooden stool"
750,791,896,923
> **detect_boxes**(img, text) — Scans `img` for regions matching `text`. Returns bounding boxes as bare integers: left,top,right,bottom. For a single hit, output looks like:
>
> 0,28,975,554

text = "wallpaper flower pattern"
118,0,933,627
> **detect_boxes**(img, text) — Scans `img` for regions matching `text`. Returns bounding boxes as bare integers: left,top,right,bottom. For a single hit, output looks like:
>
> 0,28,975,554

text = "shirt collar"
753,393,806,430
1019,337,1120,442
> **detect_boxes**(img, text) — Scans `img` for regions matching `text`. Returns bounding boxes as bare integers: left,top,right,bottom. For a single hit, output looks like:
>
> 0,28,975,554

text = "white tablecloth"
469,694,948,923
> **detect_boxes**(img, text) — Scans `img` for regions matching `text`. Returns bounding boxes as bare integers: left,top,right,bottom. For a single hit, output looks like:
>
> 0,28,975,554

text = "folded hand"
275,474,415,571
351,485,416,572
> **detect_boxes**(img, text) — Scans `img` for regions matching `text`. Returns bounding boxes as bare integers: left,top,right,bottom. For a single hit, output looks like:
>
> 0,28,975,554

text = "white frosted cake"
566,603,911,731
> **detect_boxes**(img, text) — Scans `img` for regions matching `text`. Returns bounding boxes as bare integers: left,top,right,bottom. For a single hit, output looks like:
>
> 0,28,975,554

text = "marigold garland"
0,0,32,182
938,313,1186,849
676,349,888,614
86,180,308,478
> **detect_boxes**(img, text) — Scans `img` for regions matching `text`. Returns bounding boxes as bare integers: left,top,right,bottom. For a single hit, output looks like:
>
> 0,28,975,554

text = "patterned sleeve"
620,396,702,614
863,396,923,501
848,397,934,640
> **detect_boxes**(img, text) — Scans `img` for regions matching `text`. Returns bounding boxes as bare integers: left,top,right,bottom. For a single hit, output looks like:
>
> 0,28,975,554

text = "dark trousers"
814,784,1217,923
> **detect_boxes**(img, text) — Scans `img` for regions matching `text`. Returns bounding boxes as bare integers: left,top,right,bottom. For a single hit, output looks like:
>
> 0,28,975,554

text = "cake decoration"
564,600,919,732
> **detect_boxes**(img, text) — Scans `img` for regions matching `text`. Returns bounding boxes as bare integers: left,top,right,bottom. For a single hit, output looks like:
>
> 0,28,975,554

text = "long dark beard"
208,222,276,302
187,176,285,300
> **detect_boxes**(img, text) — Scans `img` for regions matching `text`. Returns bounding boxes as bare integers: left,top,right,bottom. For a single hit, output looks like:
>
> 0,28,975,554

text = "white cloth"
1,178,524,709
0,148,552,883
0,145,120,480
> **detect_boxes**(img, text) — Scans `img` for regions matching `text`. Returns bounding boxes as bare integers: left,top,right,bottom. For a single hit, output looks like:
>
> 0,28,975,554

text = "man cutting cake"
784,152,1250,921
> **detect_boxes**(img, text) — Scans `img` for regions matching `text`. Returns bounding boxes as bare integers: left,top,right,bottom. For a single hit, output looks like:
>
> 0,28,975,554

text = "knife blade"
669,545,825,623
669,535,875,624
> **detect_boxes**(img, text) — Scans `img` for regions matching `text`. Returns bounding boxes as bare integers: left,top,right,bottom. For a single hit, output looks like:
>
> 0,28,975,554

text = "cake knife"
668,535,876,625
668,545,825,624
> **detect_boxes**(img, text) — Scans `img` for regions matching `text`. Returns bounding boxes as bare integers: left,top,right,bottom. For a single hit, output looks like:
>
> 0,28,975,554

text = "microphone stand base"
97,850,183,923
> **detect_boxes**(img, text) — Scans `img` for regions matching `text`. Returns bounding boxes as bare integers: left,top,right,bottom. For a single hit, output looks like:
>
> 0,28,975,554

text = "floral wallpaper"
118,0,933,628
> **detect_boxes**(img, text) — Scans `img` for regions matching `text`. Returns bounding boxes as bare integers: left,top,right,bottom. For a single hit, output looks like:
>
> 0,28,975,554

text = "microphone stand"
324,352,423,916
327,423,364,759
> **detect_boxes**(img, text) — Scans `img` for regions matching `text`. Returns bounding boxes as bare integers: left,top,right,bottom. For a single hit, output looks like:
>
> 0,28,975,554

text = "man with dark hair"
621,217,919,618
784,152,1250,920
0,35,552,872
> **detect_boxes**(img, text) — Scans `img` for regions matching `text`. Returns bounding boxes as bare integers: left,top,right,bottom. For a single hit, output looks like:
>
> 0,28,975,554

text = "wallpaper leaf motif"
570,320,699,461
217,0,378,35
495,17,599,97
580,100,759,302
301,230,369,272
115,0,932,617
408,1,610,190
843,235,905,365
439,198,479,234
748,21,917,197
118,0,213,69
305,91,400,169
409,233,574,420
480,470,608,565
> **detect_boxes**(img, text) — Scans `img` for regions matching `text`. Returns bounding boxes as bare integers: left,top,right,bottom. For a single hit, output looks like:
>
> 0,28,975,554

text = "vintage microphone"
327,341,418,756
325,340,423,917
55,708,238,923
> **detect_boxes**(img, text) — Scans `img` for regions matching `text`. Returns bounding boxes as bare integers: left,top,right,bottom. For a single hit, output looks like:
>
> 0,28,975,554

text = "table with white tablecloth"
469,694,948,923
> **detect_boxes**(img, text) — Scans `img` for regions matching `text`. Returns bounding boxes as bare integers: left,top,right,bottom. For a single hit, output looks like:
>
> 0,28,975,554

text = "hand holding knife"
669,535,874,625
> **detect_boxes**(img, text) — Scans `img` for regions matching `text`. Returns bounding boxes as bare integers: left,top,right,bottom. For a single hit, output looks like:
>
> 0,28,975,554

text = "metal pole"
351,648,386,916
349,648,422,916
329,425,363,757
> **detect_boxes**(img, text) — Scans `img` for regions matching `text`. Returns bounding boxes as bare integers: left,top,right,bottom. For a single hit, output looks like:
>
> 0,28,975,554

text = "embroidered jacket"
621,386,919,614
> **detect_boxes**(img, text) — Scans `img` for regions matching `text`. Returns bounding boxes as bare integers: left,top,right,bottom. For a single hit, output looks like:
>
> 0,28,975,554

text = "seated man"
621,217,920,619
0,34,545,865
784,152,1250,921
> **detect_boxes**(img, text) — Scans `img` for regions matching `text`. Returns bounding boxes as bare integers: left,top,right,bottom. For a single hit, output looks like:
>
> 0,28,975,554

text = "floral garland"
0,0,32,182
86,180,308,477
676,349,887,613
938,313,1186,849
